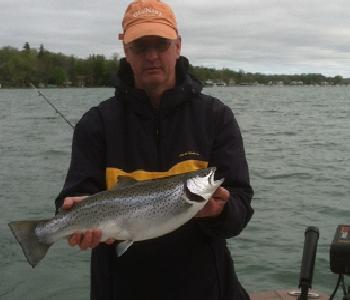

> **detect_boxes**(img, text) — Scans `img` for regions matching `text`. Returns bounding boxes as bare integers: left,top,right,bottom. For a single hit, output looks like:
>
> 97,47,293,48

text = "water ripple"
1,87,349,297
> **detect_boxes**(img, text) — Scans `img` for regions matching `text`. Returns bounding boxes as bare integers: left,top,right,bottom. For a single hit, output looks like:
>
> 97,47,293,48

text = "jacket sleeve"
196,104,254,239
55,108,106,211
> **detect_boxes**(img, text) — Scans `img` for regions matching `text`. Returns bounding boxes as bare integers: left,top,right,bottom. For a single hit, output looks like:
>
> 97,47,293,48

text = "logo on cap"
133,8,163,18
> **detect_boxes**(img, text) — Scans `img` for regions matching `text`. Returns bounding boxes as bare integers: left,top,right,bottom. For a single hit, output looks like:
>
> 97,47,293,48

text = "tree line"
189,65,347,86
0,42,347,88
0,43,119,88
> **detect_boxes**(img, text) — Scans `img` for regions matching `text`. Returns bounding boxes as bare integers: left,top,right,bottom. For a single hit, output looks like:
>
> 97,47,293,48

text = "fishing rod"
30,83,75,130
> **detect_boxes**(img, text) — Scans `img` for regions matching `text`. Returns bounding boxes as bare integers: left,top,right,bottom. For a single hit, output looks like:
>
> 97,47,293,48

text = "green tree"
49,66,67,86
333,75,343,84
38,44,45,58
91,55,107,86
23,42,30,52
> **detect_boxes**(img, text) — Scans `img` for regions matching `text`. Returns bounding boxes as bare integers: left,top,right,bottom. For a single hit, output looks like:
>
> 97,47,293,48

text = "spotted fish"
8,167,224,268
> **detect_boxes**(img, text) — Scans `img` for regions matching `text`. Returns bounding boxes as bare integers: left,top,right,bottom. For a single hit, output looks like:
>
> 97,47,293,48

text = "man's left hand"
195,187,230,218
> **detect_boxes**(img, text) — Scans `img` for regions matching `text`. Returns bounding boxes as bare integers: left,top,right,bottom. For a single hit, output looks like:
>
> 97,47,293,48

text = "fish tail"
8,220,52,268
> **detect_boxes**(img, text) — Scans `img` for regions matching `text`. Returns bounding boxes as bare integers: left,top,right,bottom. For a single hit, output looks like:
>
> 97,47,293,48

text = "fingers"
210,199,226,216
79,230,93,250
195,199,224,217
62,196,87,210
64,197,115,250
67,229,102,250
90,230,102,249
195,188,230,218
67,230,115,249
68,232,82,247
212,187,230,202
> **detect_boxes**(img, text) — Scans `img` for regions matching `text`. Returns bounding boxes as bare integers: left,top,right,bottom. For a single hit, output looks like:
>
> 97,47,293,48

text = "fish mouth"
206,167,224,189
184,167,224,203
208,168,215,185
204,167,220,187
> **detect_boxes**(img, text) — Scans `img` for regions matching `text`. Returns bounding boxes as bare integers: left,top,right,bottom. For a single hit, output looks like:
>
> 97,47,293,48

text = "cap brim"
123,22,177,44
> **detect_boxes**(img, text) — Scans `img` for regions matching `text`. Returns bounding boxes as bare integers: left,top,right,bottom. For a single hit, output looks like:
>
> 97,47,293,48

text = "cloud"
1,0,349,76
175,0,350,76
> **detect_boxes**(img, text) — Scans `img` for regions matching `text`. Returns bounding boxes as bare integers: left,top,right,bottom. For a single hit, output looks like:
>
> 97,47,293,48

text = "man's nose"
144,46,159,59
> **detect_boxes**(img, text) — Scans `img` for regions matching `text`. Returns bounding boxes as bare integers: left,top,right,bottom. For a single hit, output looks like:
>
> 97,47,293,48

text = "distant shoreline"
1,44,349,88
1,84,349,90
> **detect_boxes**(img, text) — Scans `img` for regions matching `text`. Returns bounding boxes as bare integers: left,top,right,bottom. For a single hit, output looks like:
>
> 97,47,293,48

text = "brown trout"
9,167,224,268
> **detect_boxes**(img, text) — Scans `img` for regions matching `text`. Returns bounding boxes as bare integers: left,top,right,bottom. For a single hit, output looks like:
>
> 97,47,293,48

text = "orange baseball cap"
119,0,178,44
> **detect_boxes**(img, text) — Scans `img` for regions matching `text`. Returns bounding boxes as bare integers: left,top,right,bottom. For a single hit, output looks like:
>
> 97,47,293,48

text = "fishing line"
30,83,75,129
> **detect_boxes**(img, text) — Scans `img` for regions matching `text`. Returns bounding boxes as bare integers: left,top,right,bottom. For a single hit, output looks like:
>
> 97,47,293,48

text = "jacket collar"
114,56,203,117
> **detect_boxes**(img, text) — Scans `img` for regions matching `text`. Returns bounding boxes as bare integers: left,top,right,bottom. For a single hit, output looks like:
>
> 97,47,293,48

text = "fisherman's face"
124,35,181,92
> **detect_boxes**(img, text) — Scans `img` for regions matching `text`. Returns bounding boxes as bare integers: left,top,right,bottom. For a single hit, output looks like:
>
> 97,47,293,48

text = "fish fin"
116,240,134,257
8,220,52,268
111,176,139,191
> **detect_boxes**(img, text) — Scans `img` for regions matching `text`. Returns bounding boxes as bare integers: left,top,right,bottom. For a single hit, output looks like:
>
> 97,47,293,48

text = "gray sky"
1,0,350,77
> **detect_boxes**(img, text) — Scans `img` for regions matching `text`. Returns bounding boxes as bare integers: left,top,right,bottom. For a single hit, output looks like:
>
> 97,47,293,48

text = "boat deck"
250,289,329,300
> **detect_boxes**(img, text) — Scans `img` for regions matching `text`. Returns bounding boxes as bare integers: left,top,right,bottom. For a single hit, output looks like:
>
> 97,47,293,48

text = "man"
56,0,254,299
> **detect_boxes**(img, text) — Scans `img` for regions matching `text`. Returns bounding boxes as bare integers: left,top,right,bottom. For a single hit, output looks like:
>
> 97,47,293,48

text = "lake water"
1,86,349,299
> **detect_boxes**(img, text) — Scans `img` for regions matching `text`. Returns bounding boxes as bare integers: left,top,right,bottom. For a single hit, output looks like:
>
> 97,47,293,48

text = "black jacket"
56,57,254,300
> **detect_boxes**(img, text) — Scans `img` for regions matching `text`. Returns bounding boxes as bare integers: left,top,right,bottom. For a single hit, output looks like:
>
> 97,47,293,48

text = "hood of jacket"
114,56,203,116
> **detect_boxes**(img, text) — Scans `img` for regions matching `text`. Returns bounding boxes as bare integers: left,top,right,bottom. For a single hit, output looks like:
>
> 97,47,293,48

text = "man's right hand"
63,196,115,250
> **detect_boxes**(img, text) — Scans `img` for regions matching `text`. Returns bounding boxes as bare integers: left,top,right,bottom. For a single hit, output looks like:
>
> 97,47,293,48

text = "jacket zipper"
154,111,161,168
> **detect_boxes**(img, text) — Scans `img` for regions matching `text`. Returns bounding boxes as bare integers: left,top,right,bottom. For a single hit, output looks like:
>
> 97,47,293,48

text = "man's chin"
142,75,165,87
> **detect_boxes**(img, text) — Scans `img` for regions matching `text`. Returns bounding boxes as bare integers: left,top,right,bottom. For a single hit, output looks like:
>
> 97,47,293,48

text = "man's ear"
175,36,182,59
123,43,130,63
